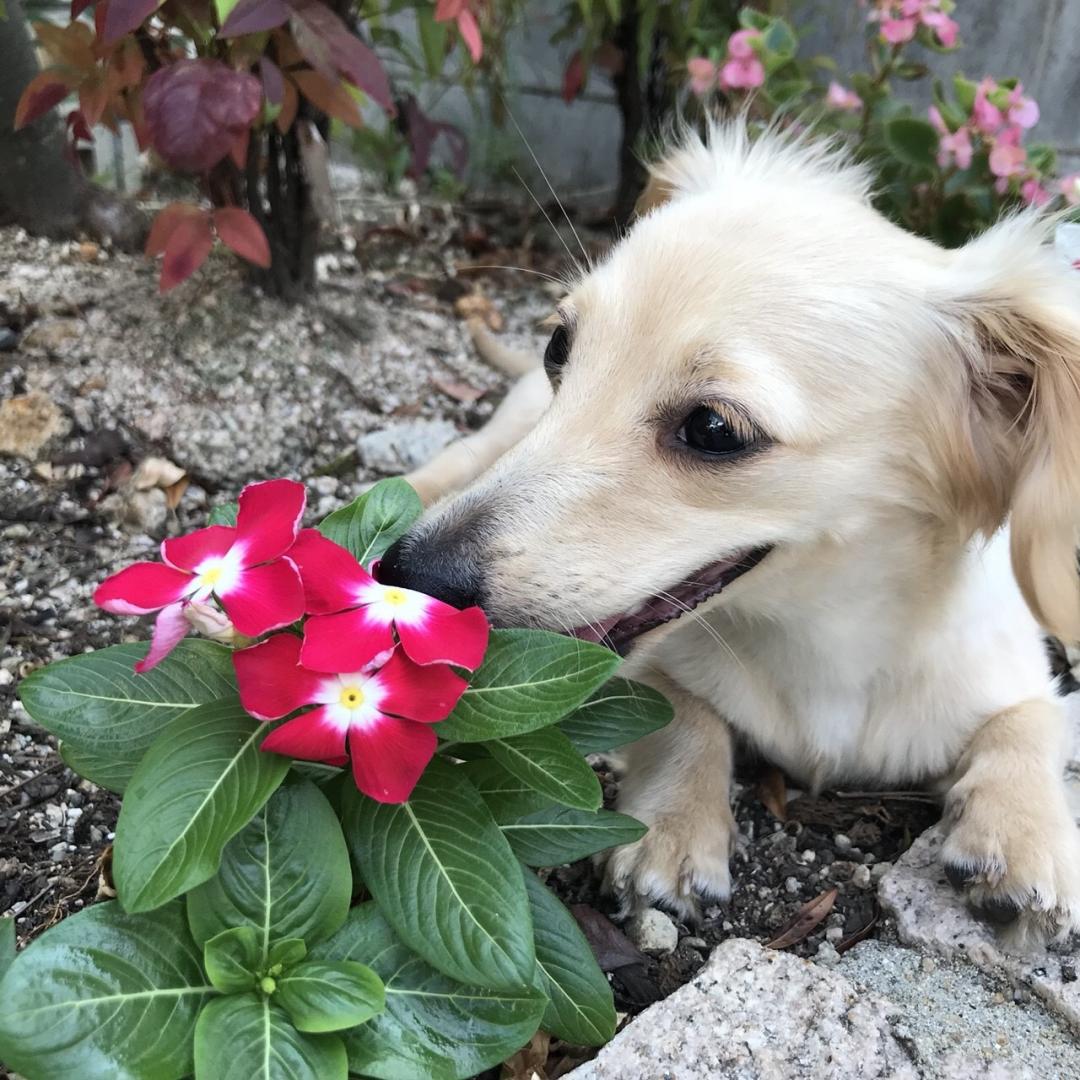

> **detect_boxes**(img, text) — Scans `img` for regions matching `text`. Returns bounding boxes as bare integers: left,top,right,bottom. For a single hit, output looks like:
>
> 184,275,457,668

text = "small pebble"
870,861,892,883
920,957,938,975
834,833,852,852
1062,963,1077,983
815,941,841,967
784,876,800,895
681,936,707,950
800,849,816,864
625,908,679,955
851,864,872,889
825,926,844,943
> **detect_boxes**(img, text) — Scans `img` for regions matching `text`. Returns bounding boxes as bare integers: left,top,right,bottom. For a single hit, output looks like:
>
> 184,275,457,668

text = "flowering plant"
680,3,1076,245
0,478,673,1078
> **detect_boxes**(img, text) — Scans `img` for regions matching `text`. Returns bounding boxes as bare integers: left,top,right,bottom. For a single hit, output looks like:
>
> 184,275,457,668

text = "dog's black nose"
378,532,485,610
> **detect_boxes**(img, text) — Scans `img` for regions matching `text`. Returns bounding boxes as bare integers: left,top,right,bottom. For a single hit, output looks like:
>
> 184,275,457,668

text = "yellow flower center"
198,565,222,587
383,587,407,607
339,685,365,709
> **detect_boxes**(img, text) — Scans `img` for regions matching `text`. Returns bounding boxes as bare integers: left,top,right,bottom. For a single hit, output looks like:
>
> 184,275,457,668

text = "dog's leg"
404,365,551,505
941,697,1080,944
604,673,736,921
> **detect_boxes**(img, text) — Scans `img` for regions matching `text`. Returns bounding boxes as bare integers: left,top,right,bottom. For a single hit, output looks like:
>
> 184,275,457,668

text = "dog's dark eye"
679,406,748,456
544,325,570,378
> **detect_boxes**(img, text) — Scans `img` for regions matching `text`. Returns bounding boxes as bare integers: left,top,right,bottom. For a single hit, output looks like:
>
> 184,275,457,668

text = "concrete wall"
410,0,1080,207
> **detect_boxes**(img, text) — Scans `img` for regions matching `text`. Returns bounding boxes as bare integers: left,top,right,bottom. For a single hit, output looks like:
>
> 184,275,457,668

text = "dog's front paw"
601,810,735,922
942,776,1080,946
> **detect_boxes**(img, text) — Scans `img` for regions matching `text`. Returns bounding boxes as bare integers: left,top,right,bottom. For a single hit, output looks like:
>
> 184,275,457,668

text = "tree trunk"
0,0,83,237
610,2,648,227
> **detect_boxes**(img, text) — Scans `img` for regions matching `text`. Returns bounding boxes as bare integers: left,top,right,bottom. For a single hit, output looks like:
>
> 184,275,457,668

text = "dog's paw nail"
944,861,977,891
974,896,1022,927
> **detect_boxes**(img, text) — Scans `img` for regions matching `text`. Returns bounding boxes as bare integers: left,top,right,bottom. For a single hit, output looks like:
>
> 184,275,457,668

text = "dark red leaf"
102,0,161,45
569,904,647,972
289,0,393,111
562,51,584,104
146,202,208,256
229,127,250,170
94,1,108,40
72,0,97,15
214,207,271,268
400,94,468,179
291,70,362,128
143,59,262,174
160,214,214,293
756,766,788,821
220,0,289,37
14,73,71,131
259,55,284,105
276,78,299,133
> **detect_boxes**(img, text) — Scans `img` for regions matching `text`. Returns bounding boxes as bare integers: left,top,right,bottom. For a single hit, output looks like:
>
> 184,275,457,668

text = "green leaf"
194,994,347,1080
113,699,290,913
417,7,448,76
341,756,535,990
461,759,550,822
18,639,236,792
205,926,261,993
318,478,422,567
953,74,977,112
208,501,239,526
435,629,620,742
0,900,210,1080
558,677,673,754
884,116,939,168
486,727,602,811
502,806,647,866
524,871,616,1045
738,8,771,31
213,0,241,24
187,779,351,957
277,960,385,1033
268,938,308,970
0,917,14,978
1027,142,1057,175
762,17,797,59
314,904,546,1080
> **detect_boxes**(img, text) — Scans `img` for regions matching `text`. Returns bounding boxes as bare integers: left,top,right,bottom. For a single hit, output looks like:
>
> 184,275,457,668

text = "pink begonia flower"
94,478,306,672
880,16,917,43
687,57,718,96
972,78,1004,134
235,633,465,803
1006,84,1040,129
928,107,973,169
920,9,958,46
288,528,489,672
1020,178,1051,207
989,126,1026,178
826,81,862,112
435,0,482,63
1061,174,1080,206
718,29,764,91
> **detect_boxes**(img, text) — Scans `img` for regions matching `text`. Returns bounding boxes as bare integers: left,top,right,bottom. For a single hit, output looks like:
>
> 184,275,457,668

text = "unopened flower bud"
260,976,277,995
184,600,237,644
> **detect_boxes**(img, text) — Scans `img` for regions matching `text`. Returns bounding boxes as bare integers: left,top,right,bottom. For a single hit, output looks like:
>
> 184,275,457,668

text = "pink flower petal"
94,562,194,615
261,704,348,761
348,715,437,803
457,8,482,63
375,649,468,722
232,633,325,720
921,11,958,48
394,603,489,669
300,607,395,673
233,478,306,566
720,57,764,90
161,525,237,571
727,29,759,60
880,17,917,43
687,57,717,96
287,528,375,614
217,558,305,636
135,602,190,672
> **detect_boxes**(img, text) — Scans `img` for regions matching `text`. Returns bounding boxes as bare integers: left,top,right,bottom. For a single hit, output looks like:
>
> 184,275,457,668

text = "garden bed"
0,213,939,1075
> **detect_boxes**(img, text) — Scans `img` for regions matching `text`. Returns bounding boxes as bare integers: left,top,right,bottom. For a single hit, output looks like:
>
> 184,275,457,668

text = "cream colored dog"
380,122,1080,944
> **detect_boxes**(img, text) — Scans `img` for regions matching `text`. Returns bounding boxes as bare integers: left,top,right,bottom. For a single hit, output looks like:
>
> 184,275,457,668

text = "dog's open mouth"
569,546,771,655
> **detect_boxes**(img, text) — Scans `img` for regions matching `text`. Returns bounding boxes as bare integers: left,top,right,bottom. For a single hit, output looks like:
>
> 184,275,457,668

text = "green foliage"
4,479,673,1078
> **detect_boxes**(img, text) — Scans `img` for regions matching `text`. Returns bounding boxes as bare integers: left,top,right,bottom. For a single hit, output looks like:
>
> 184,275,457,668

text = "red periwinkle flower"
94,479,306,672
287,529,489,673
234,633,466,802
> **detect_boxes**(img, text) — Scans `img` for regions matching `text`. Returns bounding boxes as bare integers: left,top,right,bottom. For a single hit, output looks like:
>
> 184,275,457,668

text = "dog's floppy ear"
946,217,1080,642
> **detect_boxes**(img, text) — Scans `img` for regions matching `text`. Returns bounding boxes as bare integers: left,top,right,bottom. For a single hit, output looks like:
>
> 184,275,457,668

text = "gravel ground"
0,210,936,1010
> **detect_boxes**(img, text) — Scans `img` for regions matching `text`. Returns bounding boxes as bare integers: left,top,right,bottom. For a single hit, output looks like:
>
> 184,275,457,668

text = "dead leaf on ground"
454,291,504,330
764,887,838,950
0,391,66,460
95,845,116,901
500,1030,550,1080
431,375,486,403
164,476,190,510
569,904,647,971
756,766,788,821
